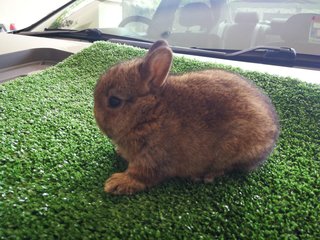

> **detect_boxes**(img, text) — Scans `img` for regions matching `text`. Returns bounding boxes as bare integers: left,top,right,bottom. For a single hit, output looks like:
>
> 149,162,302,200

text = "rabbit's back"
155,69,279,177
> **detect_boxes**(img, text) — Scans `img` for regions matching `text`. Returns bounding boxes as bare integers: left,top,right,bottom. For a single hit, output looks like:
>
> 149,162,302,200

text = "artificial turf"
0,42,319,239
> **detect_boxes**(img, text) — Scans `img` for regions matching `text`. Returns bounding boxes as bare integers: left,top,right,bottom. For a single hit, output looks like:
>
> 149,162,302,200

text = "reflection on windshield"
32,0,320,55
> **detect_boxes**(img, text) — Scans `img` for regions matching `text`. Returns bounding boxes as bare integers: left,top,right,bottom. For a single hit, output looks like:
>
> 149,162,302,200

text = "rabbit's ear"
148,40,169,54
141,45,172,87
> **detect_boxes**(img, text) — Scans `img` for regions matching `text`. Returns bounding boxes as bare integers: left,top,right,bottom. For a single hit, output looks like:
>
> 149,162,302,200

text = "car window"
121,0,161,34
171,0,212,32
31,0,320,55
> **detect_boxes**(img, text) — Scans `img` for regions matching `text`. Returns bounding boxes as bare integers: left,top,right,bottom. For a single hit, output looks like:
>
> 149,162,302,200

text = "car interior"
144,0,320,54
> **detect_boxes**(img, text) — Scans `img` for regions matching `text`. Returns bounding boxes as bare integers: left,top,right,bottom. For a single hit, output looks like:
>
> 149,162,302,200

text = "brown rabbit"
94,40,279,195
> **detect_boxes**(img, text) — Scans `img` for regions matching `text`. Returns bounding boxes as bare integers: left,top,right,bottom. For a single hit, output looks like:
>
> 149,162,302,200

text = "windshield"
31,0,320,55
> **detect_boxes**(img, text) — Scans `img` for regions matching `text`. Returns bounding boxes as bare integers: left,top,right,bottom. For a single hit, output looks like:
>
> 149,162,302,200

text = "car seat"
278,13,320,55
221,12,260,50
167,2,221,49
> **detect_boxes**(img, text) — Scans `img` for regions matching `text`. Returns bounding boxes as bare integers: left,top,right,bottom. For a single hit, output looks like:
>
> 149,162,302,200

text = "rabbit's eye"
108,96,122,108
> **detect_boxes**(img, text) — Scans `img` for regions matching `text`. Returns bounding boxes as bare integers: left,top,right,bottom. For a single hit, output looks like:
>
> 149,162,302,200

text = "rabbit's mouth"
94,110,112,138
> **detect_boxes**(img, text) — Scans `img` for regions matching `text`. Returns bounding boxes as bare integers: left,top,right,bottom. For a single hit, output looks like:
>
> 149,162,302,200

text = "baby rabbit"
94,40,279,195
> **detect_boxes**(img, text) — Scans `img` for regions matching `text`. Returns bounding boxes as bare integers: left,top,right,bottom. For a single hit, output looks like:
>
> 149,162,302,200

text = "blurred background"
0,0,68,31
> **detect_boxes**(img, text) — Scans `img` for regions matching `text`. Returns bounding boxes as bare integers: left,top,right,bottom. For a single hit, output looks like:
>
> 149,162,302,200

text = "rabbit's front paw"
104,172,146,195
190,171,224,183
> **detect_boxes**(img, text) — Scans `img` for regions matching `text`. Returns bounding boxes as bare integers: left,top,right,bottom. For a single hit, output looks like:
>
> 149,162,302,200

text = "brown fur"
94,40,279,195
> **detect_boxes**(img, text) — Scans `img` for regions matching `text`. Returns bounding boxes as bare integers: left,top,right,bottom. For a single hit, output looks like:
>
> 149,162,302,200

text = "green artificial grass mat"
0,41,319,239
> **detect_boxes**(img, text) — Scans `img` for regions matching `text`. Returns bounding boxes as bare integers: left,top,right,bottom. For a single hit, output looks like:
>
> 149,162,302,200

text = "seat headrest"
281,13,320,42
269,18,286,35
179,2,213,30
234,12,259,24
